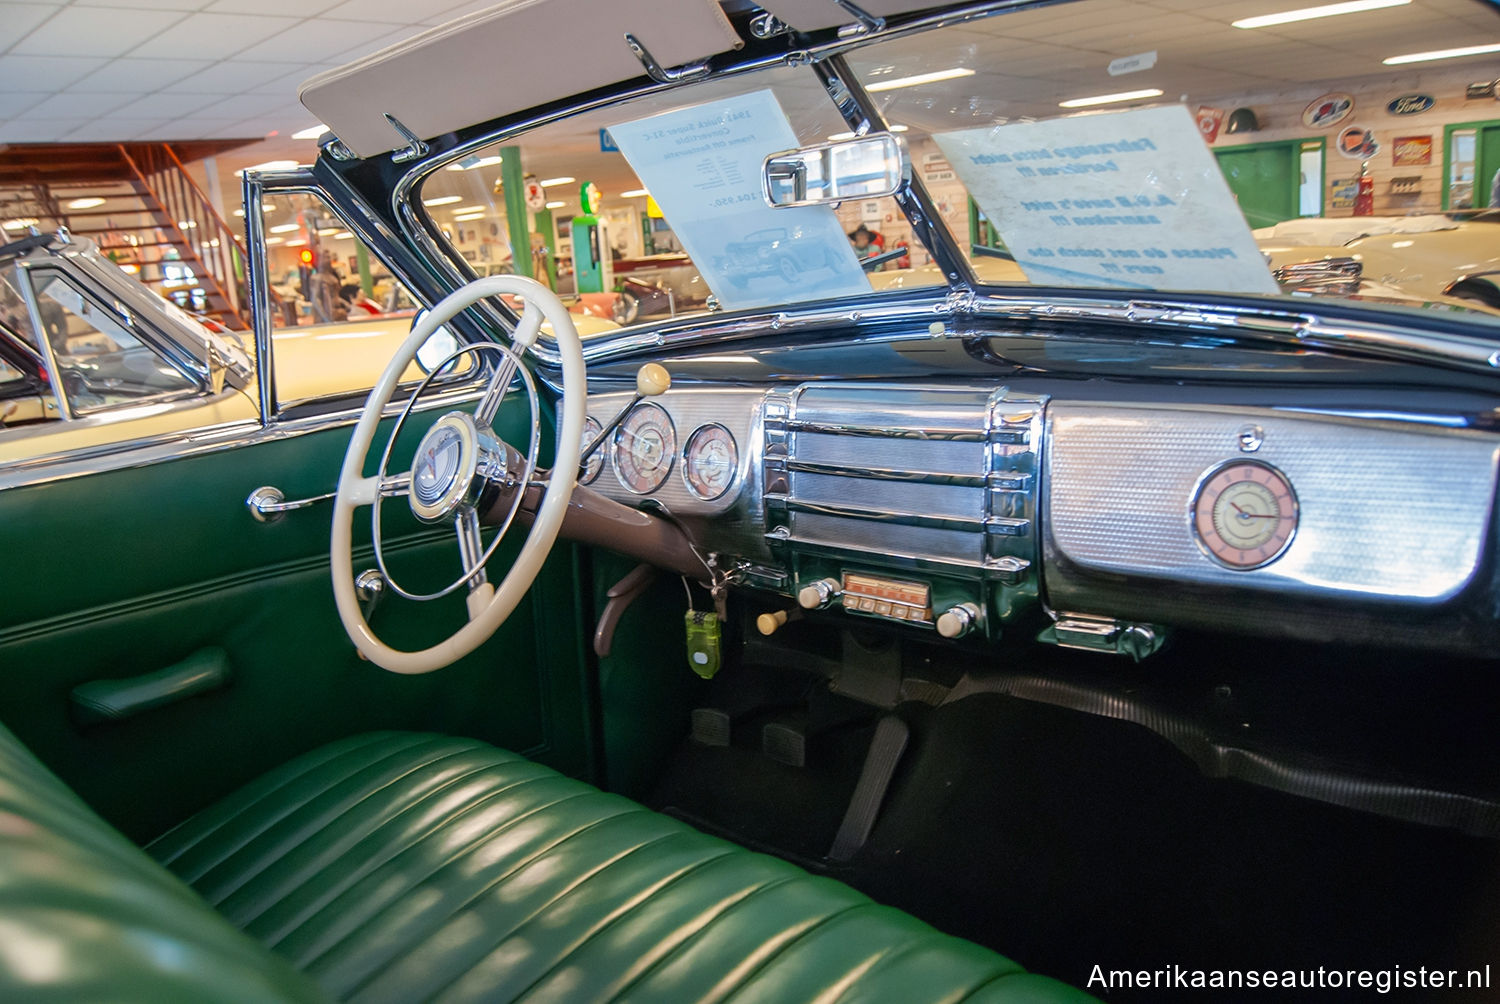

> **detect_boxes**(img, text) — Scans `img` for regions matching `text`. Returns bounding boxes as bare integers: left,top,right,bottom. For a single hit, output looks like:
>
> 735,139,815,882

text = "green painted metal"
355,243,372,296
500,147,532,279
534,208,557,289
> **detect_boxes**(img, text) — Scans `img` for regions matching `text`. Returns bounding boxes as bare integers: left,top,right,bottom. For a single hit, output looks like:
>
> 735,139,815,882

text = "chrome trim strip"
786,458,990,486
785,418,986,441
779,496,1025,534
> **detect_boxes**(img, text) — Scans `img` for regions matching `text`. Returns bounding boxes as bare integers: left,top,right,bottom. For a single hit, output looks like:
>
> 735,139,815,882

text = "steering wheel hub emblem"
408,411,504,523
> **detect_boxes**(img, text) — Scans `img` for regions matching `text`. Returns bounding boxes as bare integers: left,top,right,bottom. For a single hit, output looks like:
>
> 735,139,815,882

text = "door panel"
0,398,592,842
1481,125,1500,208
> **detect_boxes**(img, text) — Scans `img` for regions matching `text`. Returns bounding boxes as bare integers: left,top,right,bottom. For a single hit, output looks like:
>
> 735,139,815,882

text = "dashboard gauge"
612,402,675,494
1192,460,1298,569
579,416,603,484
682,423,738,501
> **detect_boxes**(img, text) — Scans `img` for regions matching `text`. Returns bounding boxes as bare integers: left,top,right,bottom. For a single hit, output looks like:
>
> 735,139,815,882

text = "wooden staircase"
0,140,256,330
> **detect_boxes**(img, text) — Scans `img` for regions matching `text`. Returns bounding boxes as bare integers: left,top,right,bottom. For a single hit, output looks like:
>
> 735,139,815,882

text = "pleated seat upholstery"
0,721,1092,1002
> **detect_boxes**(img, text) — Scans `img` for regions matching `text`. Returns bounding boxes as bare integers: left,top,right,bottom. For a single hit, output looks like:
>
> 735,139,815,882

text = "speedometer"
579,416,602,484
682,423,738,500
612,402,675,494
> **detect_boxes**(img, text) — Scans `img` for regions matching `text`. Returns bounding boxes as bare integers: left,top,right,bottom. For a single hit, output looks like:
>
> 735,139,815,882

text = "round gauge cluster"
682,423,738,500
579,416,603,484
611,403,676,494
1191,460,1298,569
601,405,740,500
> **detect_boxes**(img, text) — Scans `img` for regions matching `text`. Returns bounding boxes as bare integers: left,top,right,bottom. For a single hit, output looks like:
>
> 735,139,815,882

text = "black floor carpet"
650,690,1500,1002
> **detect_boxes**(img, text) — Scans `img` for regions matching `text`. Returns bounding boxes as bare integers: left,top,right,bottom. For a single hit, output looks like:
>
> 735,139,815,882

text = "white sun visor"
752,0,940,32
299,0,741,159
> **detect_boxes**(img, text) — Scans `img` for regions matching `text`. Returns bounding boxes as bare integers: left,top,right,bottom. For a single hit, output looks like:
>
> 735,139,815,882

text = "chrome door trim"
0,382,484,493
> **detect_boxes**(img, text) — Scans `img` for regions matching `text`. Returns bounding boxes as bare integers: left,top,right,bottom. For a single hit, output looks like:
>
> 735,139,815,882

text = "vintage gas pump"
570,181,613,294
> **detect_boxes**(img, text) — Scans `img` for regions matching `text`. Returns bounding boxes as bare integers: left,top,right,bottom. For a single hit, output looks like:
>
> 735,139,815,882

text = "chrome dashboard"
582,380,1500,654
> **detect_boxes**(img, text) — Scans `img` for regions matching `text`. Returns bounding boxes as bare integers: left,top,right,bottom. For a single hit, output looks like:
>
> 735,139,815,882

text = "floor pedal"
828,714,909,863
762,721,807,767
690,708,731,747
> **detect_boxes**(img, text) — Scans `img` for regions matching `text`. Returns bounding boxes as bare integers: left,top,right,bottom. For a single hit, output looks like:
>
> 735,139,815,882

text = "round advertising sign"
1303,93,1354,129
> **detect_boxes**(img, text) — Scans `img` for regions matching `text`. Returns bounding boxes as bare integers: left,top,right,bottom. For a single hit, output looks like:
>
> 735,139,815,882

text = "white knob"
936,603,980,639
797,578,840,610
756,610,790,636
636,363,671,397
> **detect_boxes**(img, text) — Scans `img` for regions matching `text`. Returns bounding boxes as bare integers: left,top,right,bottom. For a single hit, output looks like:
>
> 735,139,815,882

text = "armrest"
70,647,232,728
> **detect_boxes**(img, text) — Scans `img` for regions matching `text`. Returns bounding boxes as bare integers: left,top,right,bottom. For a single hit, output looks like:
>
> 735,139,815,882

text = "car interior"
2,0,1500,1001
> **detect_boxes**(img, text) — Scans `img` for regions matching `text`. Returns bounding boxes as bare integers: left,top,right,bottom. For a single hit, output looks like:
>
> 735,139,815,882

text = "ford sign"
1388,94,1435,115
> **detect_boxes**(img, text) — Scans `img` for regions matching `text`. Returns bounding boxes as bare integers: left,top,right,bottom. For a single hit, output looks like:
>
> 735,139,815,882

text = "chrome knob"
797,577,841,610
936,603,980,639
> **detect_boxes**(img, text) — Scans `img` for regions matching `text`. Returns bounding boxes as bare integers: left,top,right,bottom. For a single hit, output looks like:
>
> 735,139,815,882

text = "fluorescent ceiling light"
423,195,462,206
2,218,38,231
264,237,284,245
539,176,575,187
332,231,353,240
1233,0,1407,29
268,223,299,233
316,227,340,235
1059,87,1164,108
1384,42,1500,64
452,211,486,222
828,131,857,141
619,188,650,198
889,124,909,132
453,204,486,213
446,155,503,172
544,200,565,209
232,208,244,217
291,123,326,140
865,67,974,93
285,239,306,247
67,197,105,209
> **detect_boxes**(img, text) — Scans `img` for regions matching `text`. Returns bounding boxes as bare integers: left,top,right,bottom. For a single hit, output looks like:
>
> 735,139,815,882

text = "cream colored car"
1257,212,1500,312
0,232,615,465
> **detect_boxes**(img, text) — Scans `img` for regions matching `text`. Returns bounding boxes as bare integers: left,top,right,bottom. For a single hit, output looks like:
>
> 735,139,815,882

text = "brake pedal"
762,721,807,767
690,708,731,747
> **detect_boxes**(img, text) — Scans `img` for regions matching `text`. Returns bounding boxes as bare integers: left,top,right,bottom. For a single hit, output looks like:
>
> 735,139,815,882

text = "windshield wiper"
860,247,908,271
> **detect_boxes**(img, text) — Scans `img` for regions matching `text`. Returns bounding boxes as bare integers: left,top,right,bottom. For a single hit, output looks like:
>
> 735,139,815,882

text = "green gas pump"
570,181,612,294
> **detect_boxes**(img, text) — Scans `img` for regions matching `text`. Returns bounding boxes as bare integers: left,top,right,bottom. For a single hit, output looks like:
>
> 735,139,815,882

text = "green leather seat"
0,725,1093,1002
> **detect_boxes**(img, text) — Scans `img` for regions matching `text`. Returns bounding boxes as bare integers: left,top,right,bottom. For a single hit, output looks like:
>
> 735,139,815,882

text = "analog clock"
1191,461,1298,569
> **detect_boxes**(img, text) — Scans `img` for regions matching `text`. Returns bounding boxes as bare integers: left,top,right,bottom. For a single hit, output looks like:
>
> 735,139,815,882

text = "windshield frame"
359,0,1500,373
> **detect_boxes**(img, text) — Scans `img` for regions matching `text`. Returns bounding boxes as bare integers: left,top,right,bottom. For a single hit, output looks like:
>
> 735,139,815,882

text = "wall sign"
1329,177,1358,211
1336,125,1379,160
933,105,1278,294
1303,93,1353,129
1387,94,1434,115
523,175,546,211
1107,50,1157,76
1196,106,1226,143
1391,135,1432,167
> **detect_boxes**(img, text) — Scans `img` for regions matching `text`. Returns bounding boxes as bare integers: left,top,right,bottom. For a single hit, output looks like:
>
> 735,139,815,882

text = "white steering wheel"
331,275,586,674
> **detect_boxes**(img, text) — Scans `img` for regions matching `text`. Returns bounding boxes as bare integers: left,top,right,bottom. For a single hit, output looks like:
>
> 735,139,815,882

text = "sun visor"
300,0,741,159
753,0,940,33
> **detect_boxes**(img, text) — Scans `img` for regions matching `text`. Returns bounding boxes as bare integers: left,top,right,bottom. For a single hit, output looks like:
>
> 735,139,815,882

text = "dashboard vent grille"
762,383,1042,578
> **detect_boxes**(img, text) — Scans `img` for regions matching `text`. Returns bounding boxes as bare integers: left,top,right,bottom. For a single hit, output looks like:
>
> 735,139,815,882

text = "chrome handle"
246,485,336,523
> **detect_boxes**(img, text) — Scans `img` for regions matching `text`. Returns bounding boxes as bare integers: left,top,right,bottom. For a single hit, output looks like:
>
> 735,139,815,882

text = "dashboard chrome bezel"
610,401,678,496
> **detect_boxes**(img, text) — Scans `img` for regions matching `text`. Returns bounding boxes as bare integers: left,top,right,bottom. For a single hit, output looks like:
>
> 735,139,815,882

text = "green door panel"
1480,126,1500,208
0,399,593,842
1216,143,1298,229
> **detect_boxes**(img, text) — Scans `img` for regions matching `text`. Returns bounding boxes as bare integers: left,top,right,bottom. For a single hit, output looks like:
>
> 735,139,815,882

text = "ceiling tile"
248,62,326,94
158,58,310,94
125,12,300,61
0,3,62,51
0,54,106,90
231,19,403,63
327,25,414,61
62,117,171,141
0,118,87,142
191,93,285,120
117,91,227,117
0,92,44,117
419,0,492,25
76,0,210,8
67,57,213,92
203,0,339,14
14,90,136,119
319,0,434,24
10,5,189,57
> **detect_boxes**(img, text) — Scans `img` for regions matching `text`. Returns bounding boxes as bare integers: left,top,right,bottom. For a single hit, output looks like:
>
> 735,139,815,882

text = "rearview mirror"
762,134,907,209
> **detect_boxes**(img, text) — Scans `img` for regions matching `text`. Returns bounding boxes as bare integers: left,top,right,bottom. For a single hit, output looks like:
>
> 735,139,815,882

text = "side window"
0,353,58,428
28,270,197,416
260,191,462,411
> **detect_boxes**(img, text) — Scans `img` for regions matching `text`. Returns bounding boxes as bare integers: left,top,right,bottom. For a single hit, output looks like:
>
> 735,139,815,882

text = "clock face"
1191,461,1298,569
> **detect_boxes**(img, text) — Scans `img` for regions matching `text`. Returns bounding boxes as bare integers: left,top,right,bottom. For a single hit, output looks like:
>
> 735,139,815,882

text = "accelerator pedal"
828,714,910,863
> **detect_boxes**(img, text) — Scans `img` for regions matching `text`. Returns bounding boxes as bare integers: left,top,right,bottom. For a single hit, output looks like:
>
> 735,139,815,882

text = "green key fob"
684,610,722,679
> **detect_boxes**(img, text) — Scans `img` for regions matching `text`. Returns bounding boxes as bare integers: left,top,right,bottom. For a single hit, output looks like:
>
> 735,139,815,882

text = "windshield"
417,0,1500,333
